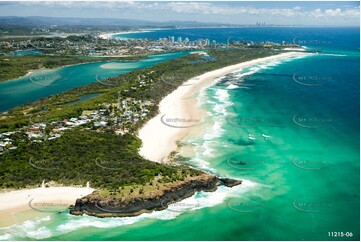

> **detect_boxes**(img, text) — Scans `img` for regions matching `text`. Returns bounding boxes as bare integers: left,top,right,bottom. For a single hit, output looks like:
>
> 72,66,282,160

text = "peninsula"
0,46,304,219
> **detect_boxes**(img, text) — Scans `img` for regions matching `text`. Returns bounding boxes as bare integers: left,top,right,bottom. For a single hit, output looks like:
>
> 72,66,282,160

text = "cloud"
1,1,359,25
325,8,342,17
309,7,359,18
150,2,359,20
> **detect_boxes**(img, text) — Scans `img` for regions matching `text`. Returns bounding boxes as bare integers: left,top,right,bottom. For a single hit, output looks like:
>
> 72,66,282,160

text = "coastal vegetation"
0,128,202,190
0,48,278,133
0,33,296,83
0,48,276,200
0,55,144,82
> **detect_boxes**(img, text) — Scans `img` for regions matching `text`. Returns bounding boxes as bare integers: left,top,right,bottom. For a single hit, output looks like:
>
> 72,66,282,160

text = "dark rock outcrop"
218,178,243,187
70,174,241,218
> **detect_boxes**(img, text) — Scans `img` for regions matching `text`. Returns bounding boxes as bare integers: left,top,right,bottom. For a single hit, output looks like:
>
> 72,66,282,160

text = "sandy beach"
0,186,94,226
138,51,307,163
98,30,154,39
282,47,306,51
0,51,305,226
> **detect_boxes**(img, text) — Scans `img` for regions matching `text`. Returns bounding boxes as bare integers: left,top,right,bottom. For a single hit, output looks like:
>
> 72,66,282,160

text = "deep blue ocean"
115,27,359,53
0,27,359,241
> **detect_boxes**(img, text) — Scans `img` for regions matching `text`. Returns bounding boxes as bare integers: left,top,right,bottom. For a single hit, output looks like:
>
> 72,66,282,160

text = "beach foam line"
0,179,259,240
0,216,52,240
152,51,311,174
138,51,309,164
320,53,348,57
0,186,95,215
98,30,154,40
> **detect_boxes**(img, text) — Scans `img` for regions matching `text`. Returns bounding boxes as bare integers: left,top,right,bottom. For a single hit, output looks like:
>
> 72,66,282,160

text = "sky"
0,1,359,26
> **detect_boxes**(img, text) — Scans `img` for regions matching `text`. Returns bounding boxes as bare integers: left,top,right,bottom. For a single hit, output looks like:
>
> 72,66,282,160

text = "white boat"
248,134,256,140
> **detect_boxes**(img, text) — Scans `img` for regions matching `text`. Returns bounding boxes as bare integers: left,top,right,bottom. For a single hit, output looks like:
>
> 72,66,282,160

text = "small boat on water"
248,134,256,140
262,134,271,140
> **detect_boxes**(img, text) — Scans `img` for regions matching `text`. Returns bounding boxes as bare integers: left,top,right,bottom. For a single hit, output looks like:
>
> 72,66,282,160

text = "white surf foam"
226,84,239,90
320,53,347,57
214,88,231,104
0,233,12,240
0,179,259,240
0,216,52,240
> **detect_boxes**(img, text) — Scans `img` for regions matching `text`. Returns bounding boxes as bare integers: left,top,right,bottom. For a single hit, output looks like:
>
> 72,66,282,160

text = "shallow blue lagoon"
0,52,189,112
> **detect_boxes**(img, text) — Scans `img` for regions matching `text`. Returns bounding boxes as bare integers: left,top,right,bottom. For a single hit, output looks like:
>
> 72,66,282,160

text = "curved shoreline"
1,56,143,84
0,186,94,209
0,186,94,227
138,51,308,163
99,29,156,39
0,50,307,224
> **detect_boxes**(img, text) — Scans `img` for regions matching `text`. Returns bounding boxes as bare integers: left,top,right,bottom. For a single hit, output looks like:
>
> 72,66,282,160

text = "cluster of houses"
1,69,157,156
0,132,17,155
0,110,104,155
1,94,154,155
117,98,152,124
1,29,301,57
1,34,220,57
27,109,110,141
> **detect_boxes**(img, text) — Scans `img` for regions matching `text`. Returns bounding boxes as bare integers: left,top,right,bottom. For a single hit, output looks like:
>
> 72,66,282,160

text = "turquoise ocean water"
0,51,189,112
0,27,359,240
